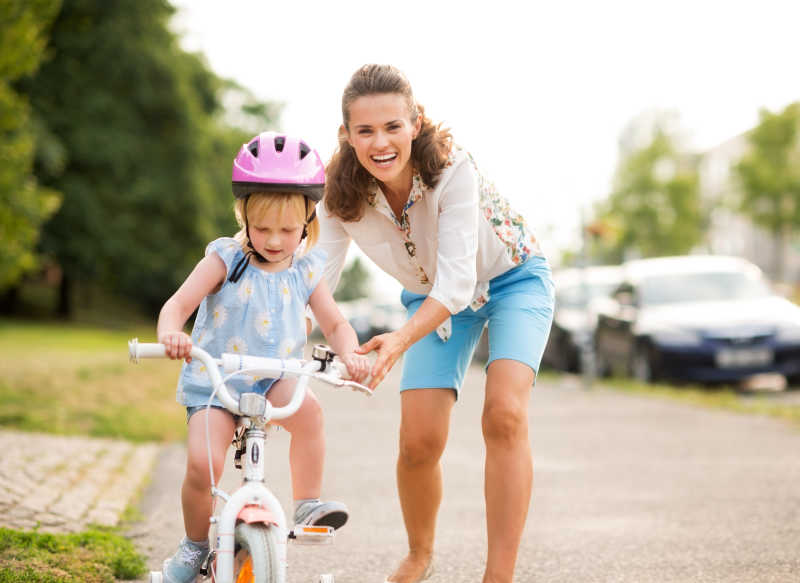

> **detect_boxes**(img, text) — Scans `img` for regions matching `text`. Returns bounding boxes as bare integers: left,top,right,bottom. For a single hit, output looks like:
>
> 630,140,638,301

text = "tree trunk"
0,285,20,315
57,272,72,318
776,222,790,283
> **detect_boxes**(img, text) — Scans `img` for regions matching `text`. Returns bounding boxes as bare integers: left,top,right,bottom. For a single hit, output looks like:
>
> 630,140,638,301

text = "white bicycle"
128,339,372,583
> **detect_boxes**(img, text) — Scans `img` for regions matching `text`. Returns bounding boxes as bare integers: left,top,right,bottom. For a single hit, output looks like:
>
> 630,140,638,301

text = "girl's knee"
304,394,323,423
185,449,225,487
278,393,324,435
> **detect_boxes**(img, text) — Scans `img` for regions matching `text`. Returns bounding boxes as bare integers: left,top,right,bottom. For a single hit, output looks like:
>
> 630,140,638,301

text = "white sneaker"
161,537,209,583
293,499,349,530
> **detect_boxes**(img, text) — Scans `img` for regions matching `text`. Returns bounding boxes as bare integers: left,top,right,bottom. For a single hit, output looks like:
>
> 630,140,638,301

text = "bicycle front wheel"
231,522,280,583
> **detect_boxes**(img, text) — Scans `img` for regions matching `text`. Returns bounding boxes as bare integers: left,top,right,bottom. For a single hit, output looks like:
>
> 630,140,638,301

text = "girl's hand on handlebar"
338,352,371,384
357,330,410,389
159,331,193,362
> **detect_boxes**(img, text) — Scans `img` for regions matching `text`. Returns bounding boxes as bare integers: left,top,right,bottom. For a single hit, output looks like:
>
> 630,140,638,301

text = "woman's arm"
317,205,353,293
157,253,226,360
308,278,370,382
307,207,353,336
358,296,451,389
427,157,480,314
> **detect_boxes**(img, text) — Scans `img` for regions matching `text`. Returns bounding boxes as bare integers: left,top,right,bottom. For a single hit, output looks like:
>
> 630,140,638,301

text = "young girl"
156,132,370,583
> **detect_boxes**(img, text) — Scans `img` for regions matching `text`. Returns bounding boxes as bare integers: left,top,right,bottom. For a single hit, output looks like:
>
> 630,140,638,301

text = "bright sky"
170,0,800,292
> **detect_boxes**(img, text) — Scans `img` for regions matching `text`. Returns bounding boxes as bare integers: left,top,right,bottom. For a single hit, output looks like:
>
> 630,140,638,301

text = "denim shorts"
185,404,237,424
400,257,554,397
182,374,279,421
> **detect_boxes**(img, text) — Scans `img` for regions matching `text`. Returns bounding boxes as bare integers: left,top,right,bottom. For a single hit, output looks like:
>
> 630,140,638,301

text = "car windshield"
557,282,619,308
639,271,770,305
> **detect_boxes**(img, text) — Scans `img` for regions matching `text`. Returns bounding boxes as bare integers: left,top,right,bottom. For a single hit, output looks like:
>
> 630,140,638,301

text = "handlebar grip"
129,339,167,362
128,339,240,413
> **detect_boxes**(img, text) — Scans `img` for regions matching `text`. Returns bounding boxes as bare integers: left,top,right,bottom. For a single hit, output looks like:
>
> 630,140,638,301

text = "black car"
541,266,623,372
594,255,800,384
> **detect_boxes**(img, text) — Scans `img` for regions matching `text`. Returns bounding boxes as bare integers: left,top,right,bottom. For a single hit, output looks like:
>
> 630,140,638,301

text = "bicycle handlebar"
128,339,371,420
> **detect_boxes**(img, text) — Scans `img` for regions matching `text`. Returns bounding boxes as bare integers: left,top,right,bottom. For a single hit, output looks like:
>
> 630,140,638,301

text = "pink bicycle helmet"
227,132,324,282
232,131,325,201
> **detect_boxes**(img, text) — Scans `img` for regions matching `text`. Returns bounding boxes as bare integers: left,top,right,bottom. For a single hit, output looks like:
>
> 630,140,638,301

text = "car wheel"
593,342,611,378
631,344,654,383
565,336,583,373
554,334,572,372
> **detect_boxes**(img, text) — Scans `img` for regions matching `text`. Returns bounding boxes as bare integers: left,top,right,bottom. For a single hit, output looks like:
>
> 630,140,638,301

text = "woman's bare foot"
384,551,434,583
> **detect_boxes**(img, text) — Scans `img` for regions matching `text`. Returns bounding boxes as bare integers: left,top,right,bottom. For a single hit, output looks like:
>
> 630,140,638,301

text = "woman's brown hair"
325,64,453,222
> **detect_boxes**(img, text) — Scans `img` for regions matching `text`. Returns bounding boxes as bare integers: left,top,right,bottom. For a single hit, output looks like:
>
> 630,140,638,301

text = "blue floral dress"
176,237,325,408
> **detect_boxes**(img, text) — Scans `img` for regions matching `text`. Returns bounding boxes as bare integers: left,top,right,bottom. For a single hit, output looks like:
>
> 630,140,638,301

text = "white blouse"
317,147,544,328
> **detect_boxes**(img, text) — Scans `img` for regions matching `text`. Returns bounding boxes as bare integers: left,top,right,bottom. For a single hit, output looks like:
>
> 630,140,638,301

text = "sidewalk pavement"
0,430,159,533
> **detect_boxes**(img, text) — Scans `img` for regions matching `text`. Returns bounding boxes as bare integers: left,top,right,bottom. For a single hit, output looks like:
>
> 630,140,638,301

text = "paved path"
0,431,158,533
129,364,800,582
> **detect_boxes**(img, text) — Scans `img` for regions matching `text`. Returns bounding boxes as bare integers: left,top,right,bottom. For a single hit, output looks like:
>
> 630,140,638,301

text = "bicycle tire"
230,522,280,583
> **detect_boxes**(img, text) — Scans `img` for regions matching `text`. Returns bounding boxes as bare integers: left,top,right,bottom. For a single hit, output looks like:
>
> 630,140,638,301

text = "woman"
318,64,554,583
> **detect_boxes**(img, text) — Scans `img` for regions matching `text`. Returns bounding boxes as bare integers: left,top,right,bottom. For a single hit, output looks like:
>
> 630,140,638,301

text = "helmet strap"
228,196,268,283
301,198,316,240
228,196,317,283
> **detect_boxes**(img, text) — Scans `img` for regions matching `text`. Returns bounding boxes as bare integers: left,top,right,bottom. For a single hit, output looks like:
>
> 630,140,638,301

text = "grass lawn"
596,375,800,428
0,320,177,579
0,527,145,583
0,319,186,442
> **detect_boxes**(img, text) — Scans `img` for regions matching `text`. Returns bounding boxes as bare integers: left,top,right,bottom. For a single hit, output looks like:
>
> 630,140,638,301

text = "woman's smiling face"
345,93,420,194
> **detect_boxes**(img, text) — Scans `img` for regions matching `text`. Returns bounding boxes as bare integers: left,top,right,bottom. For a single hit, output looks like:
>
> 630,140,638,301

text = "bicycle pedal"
289,525,334,545
198,549,216,577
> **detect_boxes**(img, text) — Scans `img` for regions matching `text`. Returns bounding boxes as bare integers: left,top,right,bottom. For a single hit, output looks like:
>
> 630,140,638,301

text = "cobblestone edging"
0,430,159,533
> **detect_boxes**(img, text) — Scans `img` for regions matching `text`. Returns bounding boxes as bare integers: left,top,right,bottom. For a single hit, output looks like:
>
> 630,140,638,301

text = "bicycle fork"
215,428,288,583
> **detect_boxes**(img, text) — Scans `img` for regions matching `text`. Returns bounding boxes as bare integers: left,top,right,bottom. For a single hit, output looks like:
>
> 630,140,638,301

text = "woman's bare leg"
386,388,455,583
482,359,535,583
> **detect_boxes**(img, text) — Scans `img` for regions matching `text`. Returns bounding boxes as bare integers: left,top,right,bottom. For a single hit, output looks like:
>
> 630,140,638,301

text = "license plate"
715,348,773,368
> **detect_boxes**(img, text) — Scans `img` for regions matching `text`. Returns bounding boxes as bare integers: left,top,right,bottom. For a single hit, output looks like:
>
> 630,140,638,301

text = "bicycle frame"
129,339,370,583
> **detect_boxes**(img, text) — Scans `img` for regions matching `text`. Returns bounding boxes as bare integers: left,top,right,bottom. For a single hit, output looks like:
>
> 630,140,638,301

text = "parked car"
594,255,800,384
541,265,623,372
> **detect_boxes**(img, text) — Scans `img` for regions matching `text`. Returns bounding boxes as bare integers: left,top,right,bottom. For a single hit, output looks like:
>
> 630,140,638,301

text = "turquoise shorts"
400,257,554,396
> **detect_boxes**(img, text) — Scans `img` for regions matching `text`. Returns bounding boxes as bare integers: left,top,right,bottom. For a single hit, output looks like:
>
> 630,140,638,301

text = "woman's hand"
357,330,411,389
338,352,371,384
159,331,193,362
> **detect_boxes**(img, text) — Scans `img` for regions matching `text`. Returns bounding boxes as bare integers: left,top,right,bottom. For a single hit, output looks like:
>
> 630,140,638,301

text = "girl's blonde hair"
233,192,319,252
325,64,453,222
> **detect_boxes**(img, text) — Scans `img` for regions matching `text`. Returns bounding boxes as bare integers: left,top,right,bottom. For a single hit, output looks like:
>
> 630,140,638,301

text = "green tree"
735,102,800,281
21,0,280,315
204,79,284,237
0,0,62,292
333,257,371,302
592,111,703,262
219,79,283,137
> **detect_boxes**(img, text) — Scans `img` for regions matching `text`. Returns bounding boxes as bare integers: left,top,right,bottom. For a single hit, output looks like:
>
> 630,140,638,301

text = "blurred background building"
701,134,800,283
